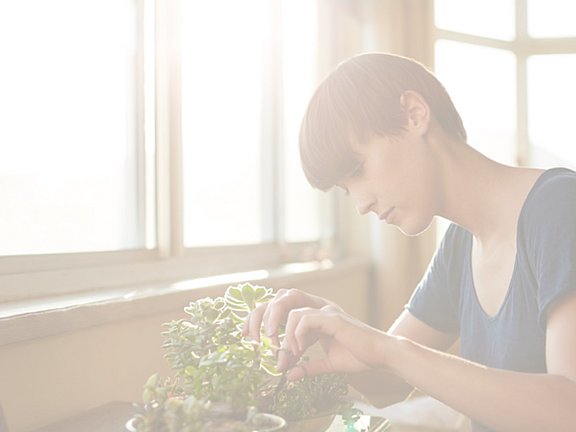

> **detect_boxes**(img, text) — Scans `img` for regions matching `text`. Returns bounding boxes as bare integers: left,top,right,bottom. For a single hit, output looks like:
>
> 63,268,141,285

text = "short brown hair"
299,52,467,190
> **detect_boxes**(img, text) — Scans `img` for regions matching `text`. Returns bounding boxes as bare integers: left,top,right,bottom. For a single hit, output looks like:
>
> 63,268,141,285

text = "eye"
337,184,349,196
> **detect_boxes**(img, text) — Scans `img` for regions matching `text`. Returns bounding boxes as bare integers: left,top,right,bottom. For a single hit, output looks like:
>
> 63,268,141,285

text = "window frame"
433,0,576,167
0,0,337,305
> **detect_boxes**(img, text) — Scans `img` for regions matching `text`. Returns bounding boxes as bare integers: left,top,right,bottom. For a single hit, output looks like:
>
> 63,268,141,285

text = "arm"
243,288,458,407
282,291,576,432
345,309,457,407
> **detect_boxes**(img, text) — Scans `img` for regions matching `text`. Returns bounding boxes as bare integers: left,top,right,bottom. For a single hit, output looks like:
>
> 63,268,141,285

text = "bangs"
299,84,361,191
298,54,407,191
299,64,379,191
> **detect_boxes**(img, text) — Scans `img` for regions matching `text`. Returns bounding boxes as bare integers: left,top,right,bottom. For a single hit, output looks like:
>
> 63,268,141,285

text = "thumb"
286,358,333,381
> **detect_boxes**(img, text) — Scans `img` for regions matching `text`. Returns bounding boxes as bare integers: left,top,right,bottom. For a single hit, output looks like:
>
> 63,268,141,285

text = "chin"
395,215,434,237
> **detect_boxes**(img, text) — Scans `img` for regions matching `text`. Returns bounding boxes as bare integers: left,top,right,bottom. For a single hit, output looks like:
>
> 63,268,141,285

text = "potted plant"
127,374,286,432
129,283,360,432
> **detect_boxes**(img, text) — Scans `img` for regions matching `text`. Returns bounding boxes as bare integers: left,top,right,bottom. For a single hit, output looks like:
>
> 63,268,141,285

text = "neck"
433,138,536,247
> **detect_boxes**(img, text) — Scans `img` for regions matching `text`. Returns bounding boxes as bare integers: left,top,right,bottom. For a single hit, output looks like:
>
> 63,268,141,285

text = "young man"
243,53,576,432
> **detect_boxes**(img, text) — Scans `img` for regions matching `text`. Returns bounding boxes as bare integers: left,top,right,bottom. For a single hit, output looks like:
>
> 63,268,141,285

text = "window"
180,1,267,247
432,0,576,243
0,0,332,304
0,0,142,256
179,0,327,248
527,54,576,167
434,0,576,169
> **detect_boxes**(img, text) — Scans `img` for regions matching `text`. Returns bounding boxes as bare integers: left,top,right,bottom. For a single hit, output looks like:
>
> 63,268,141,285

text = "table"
32,402,135,432
32,401,434,432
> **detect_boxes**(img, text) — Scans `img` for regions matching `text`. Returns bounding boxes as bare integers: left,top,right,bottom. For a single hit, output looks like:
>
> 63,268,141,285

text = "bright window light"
435,40,517,165
528,54,576,168
180,0,266,247
527,0,576,38
0,0,141,256
435,0,515,41
281,0,324,243
181,0,324,247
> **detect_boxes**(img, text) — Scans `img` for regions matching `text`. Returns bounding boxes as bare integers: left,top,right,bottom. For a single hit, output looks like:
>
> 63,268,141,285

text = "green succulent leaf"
260,357,281,376
254,285,274,303
183,366,197,377
144,373,159,389
143,281,351,428
142,388,154,405
240,283,256,309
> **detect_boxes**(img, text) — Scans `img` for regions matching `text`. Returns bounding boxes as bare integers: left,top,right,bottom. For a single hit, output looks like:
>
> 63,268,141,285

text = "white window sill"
0,258,371,347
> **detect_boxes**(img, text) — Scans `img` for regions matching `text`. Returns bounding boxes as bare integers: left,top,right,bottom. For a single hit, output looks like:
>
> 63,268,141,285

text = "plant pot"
250,413,288,431
285,413,336,432
125,412,287,432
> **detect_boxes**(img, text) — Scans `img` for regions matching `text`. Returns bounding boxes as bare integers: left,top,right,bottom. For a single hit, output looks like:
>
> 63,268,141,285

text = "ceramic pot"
285,413,336,432
125,412,287,432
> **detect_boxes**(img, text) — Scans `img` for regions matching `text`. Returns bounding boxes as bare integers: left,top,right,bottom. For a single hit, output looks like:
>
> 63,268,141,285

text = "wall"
0,261,371,432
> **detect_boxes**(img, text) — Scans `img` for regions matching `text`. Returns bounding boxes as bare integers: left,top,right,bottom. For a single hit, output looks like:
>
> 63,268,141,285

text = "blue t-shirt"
406,167,576,431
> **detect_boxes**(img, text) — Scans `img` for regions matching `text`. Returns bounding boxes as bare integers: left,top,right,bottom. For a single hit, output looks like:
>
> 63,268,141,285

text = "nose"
347,182,375,215
355,199,375,216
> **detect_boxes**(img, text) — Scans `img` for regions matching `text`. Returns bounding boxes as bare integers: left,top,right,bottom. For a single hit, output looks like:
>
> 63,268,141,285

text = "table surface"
32,402,134,432
31,401,444,432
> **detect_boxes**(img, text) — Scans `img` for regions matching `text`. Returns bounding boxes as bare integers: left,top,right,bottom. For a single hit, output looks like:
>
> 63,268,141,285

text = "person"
242,52,576,432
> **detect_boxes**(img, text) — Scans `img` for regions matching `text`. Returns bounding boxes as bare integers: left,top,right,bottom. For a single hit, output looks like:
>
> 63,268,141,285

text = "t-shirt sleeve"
405,224,463,334
522,171,576,329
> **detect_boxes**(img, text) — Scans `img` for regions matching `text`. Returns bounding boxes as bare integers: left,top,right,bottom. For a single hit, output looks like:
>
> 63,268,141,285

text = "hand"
242,288,338,347
278,307,393,381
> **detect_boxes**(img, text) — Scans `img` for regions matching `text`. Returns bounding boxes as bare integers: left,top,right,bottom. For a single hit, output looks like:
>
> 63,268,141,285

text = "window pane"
528,0,576,38
528,54,576,167
435,41,517,164
181,1,266,247
0,0,141,256
281,0,323,243
435,0,515,41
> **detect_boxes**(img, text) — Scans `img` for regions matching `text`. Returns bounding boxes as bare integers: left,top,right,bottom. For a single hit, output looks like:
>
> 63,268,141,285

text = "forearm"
346,369,414,408
386,337,576,432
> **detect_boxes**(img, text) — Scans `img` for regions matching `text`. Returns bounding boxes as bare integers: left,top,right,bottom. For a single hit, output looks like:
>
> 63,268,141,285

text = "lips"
379,207,394,221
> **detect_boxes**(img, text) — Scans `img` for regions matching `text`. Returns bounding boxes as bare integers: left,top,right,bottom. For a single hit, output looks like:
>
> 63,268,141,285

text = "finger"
246,303,268,342
293,310,340,354
286,359,333,381
283,308,311,357
242,314,250,337
276,346,299,372
262,289,290,337
285,308,328,357
244,289,288,340
271,333,280,350
242,306,256,336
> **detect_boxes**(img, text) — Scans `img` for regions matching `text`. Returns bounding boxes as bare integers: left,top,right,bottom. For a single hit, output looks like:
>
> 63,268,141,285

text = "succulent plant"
133,283,353,430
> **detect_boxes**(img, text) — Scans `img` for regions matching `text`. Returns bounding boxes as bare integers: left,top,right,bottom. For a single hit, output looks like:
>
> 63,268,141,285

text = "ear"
399,90,431,136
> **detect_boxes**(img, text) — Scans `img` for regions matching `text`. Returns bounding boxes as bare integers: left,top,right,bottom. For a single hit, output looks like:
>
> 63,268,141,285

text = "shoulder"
408,223,466,333
437,223,471,260
423,223,470,282
440,222,470,247
525,167,576,207
521,168,576,228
